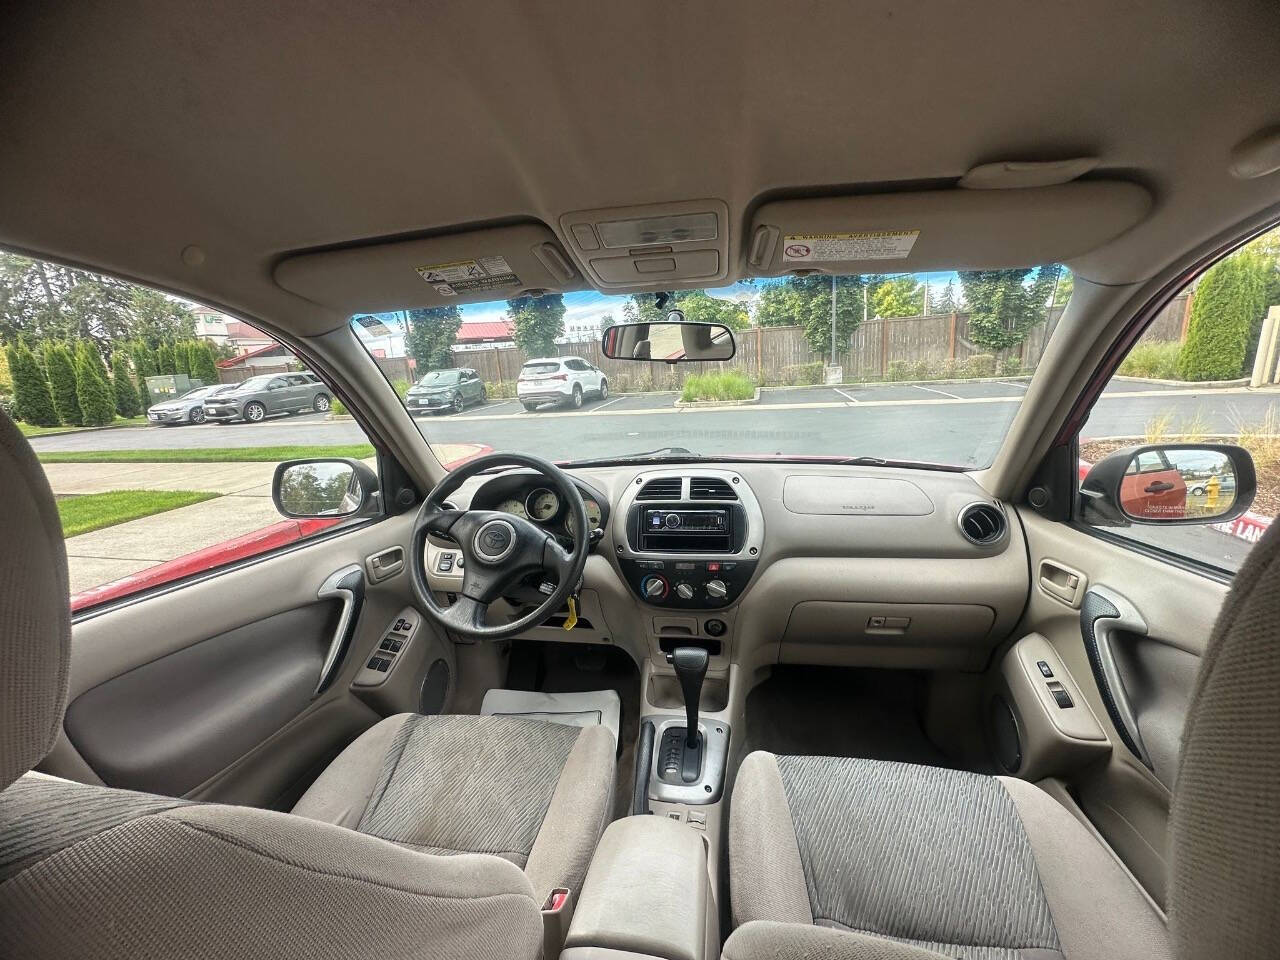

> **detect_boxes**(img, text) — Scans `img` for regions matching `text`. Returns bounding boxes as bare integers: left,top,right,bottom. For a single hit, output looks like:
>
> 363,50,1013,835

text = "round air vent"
958,502,1007,546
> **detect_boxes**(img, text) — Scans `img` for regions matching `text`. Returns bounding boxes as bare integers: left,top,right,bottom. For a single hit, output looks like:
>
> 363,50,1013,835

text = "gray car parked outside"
146,384,238,426
202,372,332,424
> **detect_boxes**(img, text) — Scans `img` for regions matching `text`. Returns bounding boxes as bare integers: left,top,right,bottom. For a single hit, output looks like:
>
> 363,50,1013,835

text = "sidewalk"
48,463,280,593
47,443,488,596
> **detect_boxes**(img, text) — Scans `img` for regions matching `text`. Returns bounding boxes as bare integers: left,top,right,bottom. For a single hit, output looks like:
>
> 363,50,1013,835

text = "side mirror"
601,320,735,363
1079,443,1255,526
273,458,380,519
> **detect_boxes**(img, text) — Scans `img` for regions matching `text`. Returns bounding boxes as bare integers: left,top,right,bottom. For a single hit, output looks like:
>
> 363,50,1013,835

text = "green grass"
18,416,147,438
37,443,376,464
679,371,756,403
57,489,222,537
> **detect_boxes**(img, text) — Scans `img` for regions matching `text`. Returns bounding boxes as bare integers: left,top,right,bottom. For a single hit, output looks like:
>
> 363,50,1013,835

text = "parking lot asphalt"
28,380,1280,468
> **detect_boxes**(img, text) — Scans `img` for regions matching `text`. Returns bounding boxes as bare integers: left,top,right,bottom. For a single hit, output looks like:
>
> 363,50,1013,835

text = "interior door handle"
314,564,366,696
1080,586,1153,770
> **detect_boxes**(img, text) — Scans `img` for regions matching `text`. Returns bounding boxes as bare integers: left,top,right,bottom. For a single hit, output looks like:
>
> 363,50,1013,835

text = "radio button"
664,512,681,528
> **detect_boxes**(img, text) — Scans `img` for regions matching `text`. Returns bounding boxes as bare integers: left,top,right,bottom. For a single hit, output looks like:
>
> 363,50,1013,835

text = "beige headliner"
4,0,1280,342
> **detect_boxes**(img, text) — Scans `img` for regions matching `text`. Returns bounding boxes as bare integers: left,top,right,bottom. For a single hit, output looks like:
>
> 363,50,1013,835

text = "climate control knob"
675,582,695,600
705,579,728,600
641,575,669,600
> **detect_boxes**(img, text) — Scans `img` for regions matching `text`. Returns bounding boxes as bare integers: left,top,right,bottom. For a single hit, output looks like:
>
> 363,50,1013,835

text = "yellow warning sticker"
415,256,519,297
782,231,919,263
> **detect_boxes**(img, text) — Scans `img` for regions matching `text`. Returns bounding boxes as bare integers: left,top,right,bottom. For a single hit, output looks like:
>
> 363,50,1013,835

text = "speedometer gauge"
526,488,560,522
497,498,528,519
566,498,603,537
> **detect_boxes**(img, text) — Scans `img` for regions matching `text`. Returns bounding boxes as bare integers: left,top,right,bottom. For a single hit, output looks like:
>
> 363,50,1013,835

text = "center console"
614,469,762,610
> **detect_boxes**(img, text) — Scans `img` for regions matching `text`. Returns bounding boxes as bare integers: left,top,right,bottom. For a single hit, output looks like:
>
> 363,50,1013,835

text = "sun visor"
746,181,1151,275
273,222,580,314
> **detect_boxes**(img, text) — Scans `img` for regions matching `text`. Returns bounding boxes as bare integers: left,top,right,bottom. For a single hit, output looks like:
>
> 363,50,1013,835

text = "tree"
127,288,197,346
622,294,667,325
959,266,1060,351
930,279,958,314
873,276,924,318
1177,252,1268,381
111,352,142,417
132,341,158,410
5,341,58,426
754,275,877,360
680,290,749,331
74,340,116,426
508,294,566,358
1052,270,1074,307
404,306,462,371
174,340,192,376
156,342,176,375
44,341,83,426
191,340,220,384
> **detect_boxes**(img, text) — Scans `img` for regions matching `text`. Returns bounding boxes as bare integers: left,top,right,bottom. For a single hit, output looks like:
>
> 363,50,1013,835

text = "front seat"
0,413,615,959
727,535,1280,959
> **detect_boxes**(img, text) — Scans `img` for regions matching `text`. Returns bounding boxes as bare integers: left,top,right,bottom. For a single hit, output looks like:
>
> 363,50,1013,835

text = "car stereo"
638,508,732,552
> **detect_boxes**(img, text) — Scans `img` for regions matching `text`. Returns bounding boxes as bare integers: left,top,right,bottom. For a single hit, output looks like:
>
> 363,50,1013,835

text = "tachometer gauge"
497,498,528,519
526,488,560,522
566,498,603,537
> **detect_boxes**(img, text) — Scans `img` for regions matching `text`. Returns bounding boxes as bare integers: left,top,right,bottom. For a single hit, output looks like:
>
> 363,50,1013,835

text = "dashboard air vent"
637,477,683,501
959,503,1007,545
689,477,737,500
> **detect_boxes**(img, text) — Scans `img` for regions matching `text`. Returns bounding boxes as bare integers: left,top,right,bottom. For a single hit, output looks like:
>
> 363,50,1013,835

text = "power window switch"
1037,660,1054,678
367,656,382,669
1047,681,1073,708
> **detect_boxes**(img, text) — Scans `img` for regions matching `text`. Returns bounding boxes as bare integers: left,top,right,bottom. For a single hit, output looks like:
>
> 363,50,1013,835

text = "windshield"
237,375,275,391
352,267,1069,468
177,386,213,400
415,370,459,386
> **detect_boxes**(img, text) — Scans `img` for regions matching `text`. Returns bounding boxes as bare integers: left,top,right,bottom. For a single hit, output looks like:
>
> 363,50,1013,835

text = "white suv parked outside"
517,356,608,411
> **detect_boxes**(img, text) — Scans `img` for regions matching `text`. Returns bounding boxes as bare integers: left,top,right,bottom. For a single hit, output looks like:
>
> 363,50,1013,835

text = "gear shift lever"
667,646,709,748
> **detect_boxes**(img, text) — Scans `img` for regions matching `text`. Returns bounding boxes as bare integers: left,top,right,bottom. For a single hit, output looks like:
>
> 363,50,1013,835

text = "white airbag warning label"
782,231,919,263
415,256,519,297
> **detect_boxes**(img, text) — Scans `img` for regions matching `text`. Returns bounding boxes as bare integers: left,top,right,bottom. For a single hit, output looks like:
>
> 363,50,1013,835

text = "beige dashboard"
424,462,1030,674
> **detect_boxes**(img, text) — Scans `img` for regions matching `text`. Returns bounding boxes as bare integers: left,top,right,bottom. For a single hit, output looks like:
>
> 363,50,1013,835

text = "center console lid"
562,816,718,960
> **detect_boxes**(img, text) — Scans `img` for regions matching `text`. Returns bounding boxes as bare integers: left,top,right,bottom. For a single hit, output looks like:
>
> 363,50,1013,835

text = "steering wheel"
409,452,590,640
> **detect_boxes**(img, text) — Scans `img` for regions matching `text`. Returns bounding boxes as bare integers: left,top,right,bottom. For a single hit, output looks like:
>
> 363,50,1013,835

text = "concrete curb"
674,387,761,409
24,419,147,438
1113,375,1250,389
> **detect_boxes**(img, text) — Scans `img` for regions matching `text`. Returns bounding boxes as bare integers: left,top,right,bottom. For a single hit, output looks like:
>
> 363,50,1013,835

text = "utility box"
144,374,203,400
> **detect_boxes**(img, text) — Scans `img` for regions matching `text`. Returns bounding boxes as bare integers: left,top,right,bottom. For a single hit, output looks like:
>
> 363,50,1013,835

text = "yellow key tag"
563,596,578,631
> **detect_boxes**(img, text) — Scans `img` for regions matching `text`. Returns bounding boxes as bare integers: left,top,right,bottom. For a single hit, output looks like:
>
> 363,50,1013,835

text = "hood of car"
408,385,453,395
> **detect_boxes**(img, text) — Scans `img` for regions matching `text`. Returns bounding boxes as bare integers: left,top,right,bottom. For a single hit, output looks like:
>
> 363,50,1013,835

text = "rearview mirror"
601,320,735,362
1079,443,1256,526
273,458,380,519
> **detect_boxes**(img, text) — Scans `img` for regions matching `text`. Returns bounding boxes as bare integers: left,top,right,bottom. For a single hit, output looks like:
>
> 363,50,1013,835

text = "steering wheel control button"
705,618,727,637
436,553,454,573
676,582,695,600
473,518,518,563
705,579,728,600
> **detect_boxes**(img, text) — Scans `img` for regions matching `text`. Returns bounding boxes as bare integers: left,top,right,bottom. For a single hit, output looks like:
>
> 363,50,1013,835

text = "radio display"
644,508,728,531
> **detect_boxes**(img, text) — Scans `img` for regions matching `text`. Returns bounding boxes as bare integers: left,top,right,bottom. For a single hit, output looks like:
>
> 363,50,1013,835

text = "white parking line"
456,400,515,417
831,387,860,403
593,396,625,411
998,380,1029,391
912,384,961,399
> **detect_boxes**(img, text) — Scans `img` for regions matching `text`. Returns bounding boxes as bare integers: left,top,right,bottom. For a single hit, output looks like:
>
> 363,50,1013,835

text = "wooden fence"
217,292,1193,390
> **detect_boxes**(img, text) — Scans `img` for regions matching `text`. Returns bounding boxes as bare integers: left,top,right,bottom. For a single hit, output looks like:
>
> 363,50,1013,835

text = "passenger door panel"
45,514,419,809
1014,508,1224,906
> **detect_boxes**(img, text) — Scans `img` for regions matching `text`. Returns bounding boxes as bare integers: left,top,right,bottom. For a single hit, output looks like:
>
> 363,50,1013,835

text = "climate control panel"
620,557,757,609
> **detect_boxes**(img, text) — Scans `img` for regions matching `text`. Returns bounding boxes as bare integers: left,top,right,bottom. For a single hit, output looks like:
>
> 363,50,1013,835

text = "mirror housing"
273,458,380,519
601,321,735,363
1079,443,1256,526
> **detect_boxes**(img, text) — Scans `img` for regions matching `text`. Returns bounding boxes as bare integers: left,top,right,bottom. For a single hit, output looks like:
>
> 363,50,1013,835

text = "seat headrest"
1170,514,1280,959
0,411,71,791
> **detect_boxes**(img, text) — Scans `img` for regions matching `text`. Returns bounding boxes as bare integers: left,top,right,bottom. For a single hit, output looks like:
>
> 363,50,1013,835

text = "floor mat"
743,667,952,768
504,642,641,821
481,688,621,746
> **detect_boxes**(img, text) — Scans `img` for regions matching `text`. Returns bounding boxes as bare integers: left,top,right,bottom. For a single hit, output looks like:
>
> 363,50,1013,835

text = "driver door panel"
45,513,427,809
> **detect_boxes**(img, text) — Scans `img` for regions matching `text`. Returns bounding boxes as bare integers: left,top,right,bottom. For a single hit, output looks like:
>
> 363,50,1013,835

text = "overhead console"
560,199,731,291
746,180,1151,276
273,221,579,314
614,469,762,611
